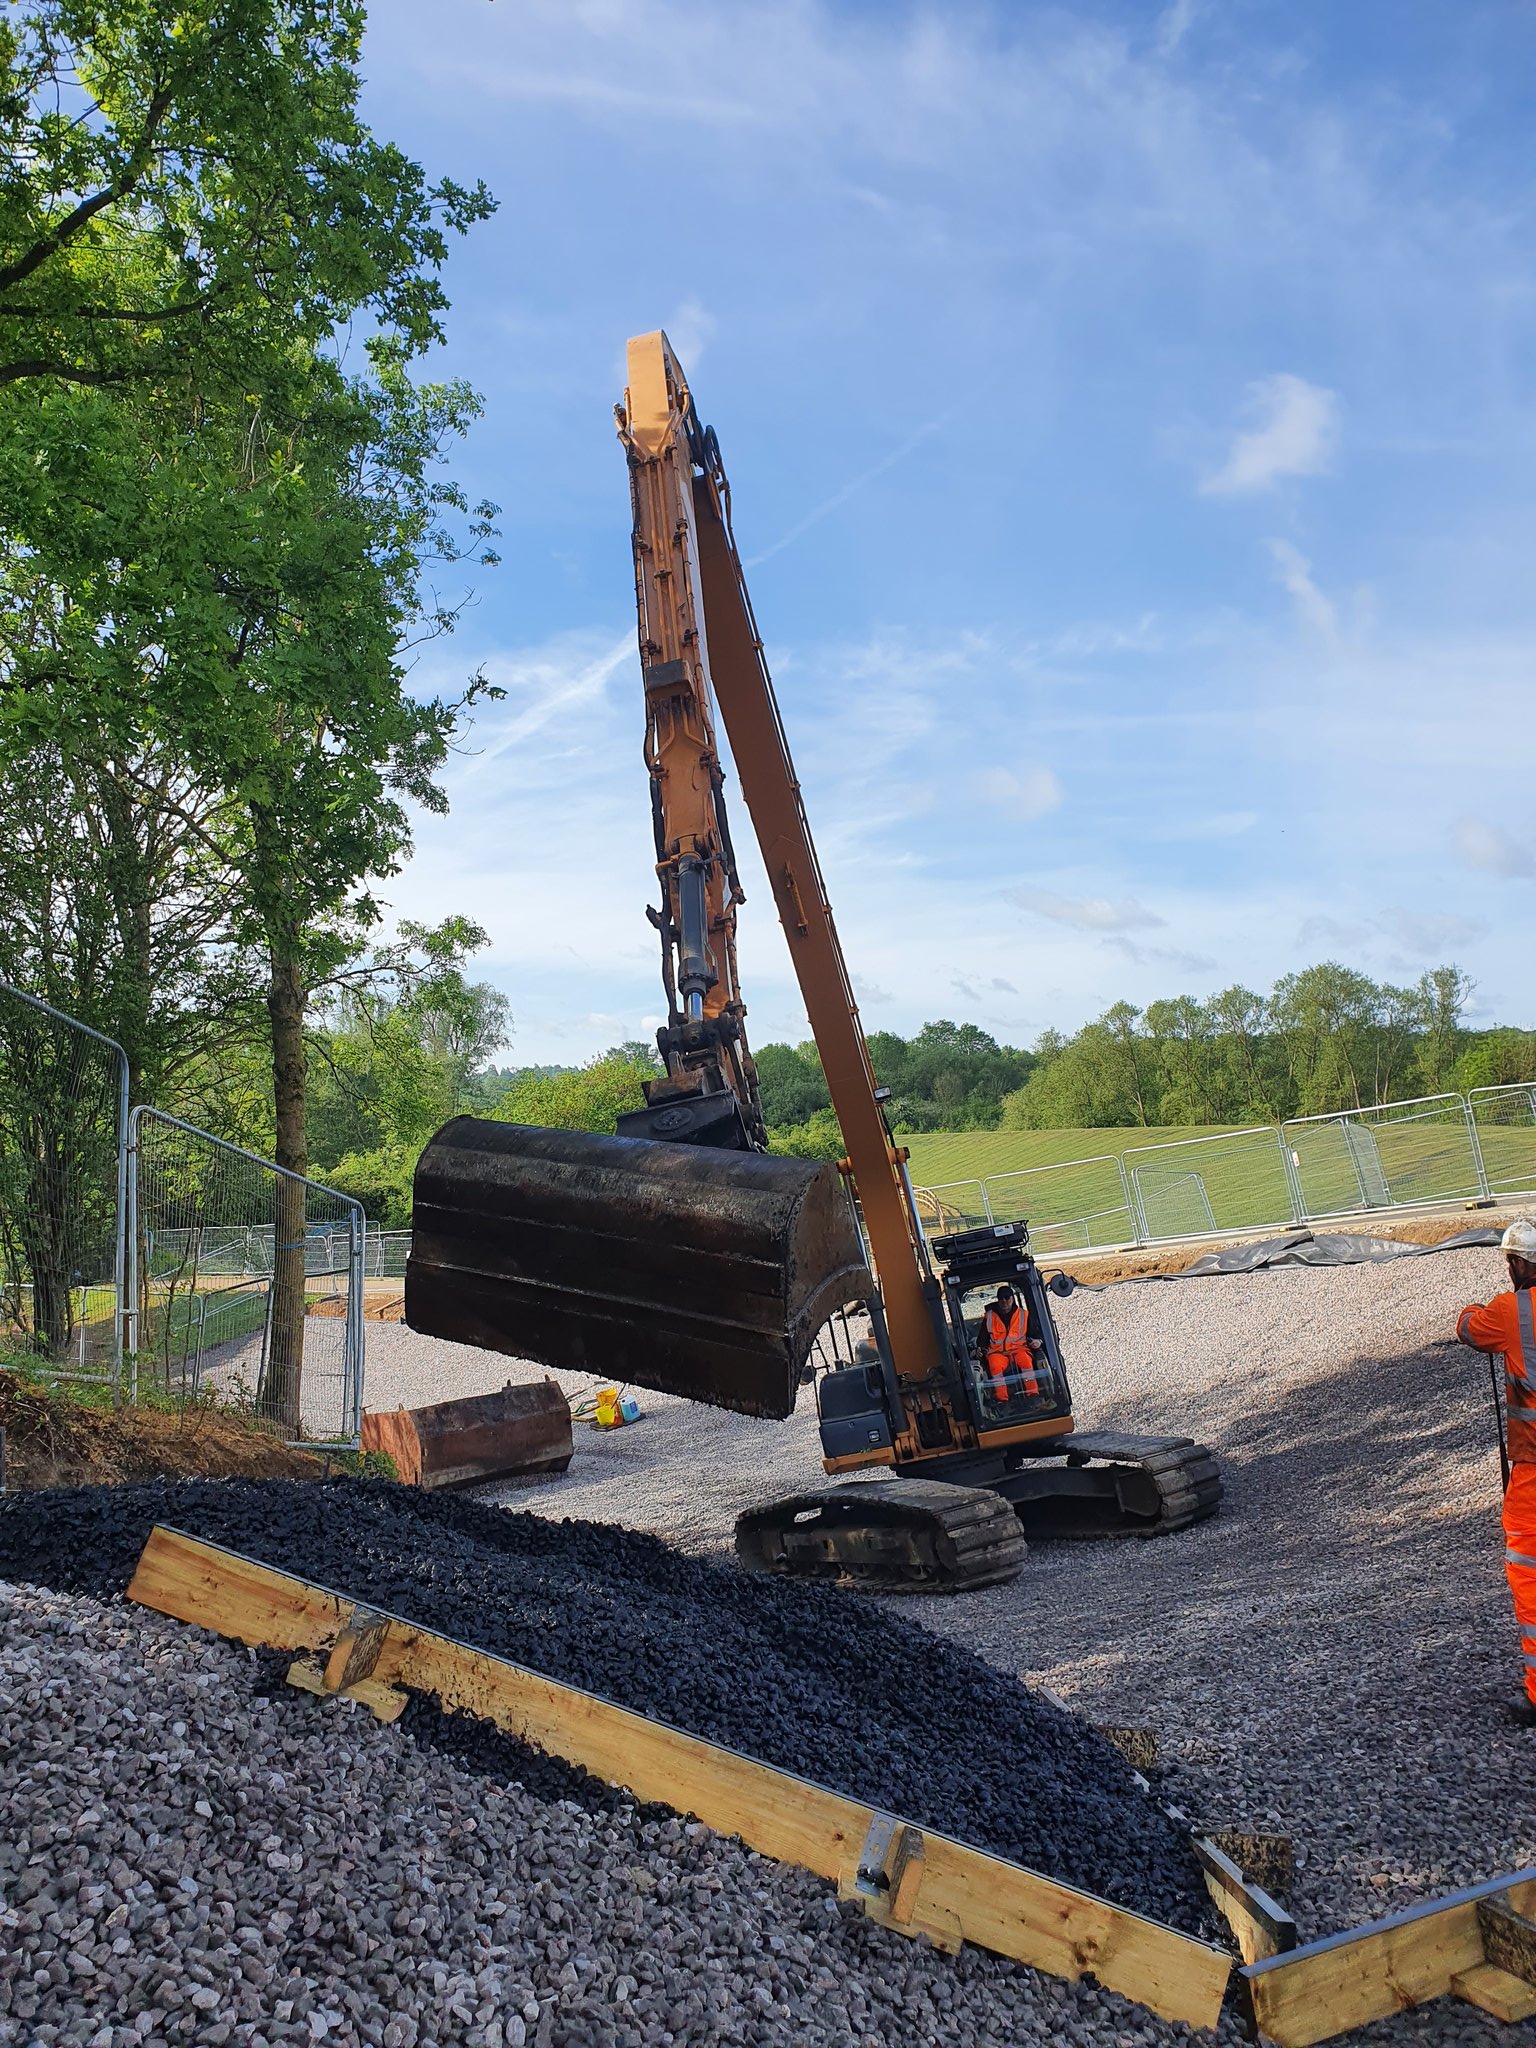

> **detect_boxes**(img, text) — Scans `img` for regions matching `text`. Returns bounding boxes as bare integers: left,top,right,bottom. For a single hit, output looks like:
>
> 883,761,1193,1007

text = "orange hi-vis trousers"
1507,1463,1536,1708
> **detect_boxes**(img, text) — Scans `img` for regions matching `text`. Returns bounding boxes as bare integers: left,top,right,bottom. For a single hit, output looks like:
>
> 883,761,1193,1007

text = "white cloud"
1105,937,1217,973
1145,810,1258,842
1007,891,1166,933
1453,817,1536,880
978,766,1064,818
747,414,951,567
1155,0,1199,57
853,974,894,1006
1380,909,1488,954
1266,538,1338,639
1295,914,1372,951
1203,375,1340,496
664,298,717,369
952,973,1020,1003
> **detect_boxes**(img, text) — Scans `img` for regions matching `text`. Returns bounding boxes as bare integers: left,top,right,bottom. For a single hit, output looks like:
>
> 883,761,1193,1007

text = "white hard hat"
1500,1217,1536,1259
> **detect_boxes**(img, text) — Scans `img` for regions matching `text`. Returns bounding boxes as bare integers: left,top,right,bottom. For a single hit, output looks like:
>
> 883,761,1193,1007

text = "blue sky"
358,0,1536,1066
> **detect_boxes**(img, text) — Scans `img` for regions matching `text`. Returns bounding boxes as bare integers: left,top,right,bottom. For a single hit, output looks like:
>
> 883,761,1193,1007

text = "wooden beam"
1243,1870,1536,2047
1193,1837,1298,1965
1451,1962,1536,2024
127,1525,1231,2030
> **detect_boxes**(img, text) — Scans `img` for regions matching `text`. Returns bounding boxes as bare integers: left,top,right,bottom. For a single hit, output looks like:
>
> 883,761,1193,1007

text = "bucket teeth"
405,1117,873,1420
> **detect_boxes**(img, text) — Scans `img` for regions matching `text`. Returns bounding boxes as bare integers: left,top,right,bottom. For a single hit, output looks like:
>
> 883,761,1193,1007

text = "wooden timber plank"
128,1526,1231,2029
1451,1962,1536,2024
1243,1871,1536,2047
1193,1837,1298,1965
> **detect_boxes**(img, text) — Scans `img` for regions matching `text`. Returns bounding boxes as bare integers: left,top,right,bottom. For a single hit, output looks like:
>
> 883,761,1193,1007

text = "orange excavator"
405,332,1220,1590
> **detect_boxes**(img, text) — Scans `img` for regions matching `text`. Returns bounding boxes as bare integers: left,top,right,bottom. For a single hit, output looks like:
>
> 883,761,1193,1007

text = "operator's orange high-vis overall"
1459,1286,1536,1706
983,1304,1039,1403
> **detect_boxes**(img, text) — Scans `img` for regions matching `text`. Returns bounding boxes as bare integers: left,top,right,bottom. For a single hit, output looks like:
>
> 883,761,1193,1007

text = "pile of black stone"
0,1478,1210,1932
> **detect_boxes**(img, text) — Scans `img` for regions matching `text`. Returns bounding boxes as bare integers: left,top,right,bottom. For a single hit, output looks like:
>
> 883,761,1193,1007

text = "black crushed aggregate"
0,1477,1212,1933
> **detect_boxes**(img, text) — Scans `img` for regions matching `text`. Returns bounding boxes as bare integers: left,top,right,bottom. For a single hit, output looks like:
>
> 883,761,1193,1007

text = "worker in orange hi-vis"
982,1286,1040,1405
1458,1216,1536,1729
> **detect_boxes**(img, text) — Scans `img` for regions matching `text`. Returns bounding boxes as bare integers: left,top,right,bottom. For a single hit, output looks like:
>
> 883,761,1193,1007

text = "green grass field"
903,1127,1236,1185
904,1117,1536,1248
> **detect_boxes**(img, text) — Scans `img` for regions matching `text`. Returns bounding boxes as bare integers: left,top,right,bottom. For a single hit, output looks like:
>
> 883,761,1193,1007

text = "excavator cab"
931,1223,1074,1434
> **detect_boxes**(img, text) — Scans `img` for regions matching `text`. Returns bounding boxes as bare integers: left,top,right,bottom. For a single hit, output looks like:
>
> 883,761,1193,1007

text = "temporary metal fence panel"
1283,1095,1488,1218
984,1155,1137,1254
1467,1085,1536,1200
1128,1166,1218,1241
364,1230,413,1278
1123,1126,1300,1242
128,1109,364,1445
910,1179,993,1235
0,982,128,1385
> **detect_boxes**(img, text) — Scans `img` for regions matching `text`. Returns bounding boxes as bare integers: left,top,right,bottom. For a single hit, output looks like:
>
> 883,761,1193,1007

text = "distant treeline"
270,960,1533,1218
758,964,1536,1155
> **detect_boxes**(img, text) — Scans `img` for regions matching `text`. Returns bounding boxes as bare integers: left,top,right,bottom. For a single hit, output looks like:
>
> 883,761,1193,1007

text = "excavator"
404,331,1221,1591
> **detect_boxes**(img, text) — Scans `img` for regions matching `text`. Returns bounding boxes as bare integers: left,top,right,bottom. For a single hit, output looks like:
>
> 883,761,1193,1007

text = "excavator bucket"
404,1116,873,1419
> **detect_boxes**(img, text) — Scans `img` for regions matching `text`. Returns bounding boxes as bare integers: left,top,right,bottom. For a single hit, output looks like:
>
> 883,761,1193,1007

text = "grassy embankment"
904,1122,1536,1246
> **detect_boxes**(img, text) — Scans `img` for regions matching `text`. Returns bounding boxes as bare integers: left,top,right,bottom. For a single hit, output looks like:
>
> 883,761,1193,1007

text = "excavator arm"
614,333,765,1152
615,333,941,1387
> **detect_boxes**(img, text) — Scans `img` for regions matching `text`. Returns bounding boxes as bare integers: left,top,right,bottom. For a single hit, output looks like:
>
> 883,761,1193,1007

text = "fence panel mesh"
1124,1127,1299,1240
984,1156,1137,1253
0,984,125,1381
130,1110,362,1443
1468,1086,1536,1200
1284,1096,1486,1217
913,1180,992,1235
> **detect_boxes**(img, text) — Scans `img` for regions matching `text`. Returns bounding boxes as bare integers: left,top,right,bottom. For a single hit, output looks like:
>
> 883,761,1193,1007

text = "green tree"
496,1048,662,1136
755,1040,830,1127
766,1105,844,1161
0,0,492,393
1416,967,1475,1093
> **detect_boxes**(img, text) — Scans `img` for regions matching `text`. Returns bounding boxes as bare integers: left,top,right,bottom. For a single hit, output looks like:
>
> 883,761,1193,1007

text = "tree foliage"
0,0,492,392
1002,962,1485,1129
494,1047,663,1139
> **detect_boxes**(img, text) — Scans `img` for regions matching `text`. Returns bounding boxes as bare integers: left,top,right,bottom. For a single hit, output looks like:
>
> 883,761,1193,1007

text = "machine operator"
982,1285,1041,1405
1457,1216,1536,1729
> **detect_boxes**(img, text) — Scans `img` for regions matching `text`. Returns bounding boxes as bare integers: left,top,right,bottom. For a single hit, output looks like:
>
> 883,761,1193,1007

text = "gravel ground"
366,1248,1536,2006
3,1244,1528,2048
3,1579,1227,2048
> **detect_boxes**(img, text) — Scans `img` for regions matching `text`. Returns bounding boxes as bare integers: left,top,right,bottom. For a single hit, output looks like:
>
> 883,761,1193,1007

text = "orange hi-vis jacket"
983,1303,1039,1402
1458,1287,1536,1465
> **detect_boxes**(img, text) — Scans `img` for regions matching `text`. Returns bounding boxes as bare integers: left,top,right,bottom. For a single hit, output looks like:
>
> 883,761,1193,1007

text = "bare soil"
0,1369,324,1490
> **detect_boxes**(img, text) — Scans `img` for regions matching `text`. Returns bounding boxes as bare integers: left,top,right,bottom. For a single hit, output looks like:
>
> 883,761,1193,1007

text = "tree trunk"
263,945,308,1433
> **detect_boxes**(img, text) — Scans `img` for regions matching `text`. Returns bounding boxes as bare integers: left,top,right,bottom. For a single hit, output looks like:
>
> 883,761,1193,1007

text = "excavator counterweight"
405,1117,872,1419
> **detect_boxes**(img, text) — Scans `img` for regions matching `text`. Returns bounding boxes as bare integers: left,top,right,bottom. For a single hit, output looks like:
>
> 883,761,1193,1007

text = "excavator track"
735,1478,1028,1593
996,1431,1223,1540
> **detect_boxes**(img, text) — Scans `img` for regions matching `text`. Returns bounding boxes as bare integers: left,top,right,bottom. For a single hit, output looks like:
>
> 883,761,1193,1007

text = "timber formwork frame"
126,1526,1536,2045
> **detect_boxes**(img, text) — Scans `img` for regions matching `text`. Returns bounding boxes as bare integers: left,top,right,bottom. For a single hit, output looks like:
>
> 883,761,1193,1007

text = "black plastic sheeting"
0,1478,1214,1934
1070,1226,1502,1289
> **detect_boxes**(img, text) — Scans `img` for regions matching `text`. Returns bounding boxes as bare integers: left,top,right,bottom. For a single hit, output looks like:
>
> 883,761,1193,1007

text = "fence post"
345,1205,365,1441
1112,1155,1142,1245
1463,1095,1493,1202
123,1104,141,1398
1278,1125,1308,1225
